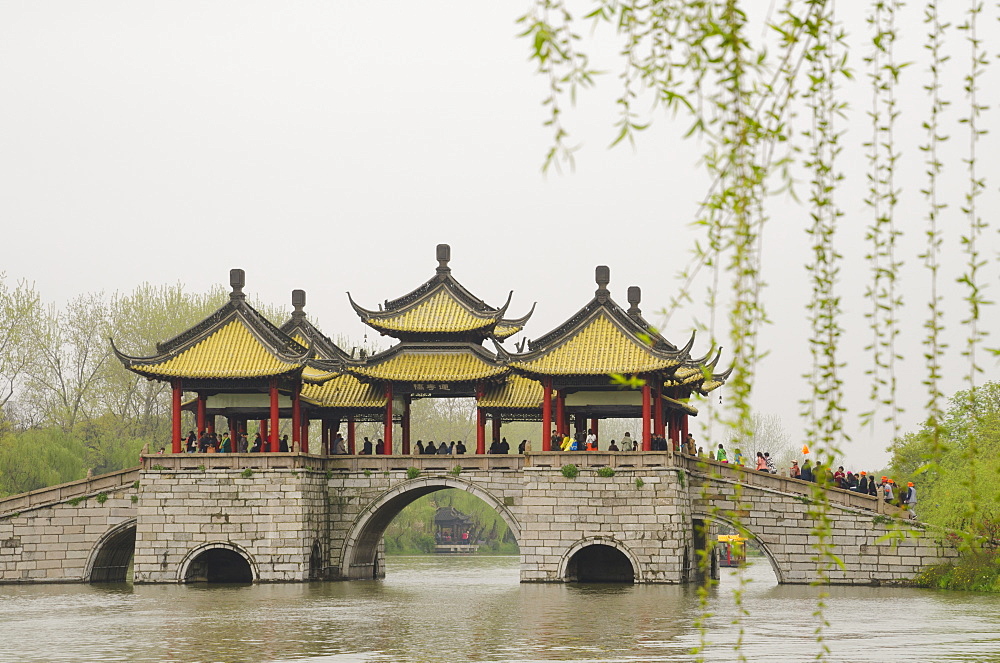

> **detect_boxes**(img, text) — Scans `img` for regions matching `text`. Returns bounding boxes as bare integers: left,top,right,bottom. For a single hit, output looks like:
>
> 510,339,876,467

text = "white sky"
2,2,998,470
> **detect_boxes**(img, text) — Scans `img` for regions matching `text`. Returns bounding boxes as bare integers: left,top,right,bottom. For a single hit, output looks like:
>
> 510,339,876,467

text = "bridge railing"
675,454,885,513
139,450,685,473
0,467,141,516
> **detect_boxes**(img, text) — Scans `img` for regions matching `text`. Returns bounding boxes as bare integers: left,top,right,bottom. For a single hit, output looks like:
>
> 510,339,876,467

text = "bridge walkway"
0,467,140,516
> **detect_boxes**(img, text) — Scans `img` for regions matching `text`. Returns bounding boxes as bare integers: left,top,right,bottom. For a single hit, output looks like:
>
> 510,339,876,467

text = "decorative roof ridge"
279,289,350,362
516,304,687,365
152,270,302,359
348,280,504,323
111,304,313,370
500,301,536,328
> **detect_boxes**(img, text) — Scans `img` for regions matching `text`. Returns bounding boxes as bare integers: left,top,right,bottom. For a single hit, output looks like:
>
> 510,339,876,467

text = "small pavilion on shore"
111,245,730,454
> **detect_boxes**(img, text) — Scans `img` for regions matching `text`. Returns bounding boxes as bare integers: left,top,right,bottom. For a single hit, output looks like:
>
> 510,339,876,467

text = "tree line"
0,275,287,496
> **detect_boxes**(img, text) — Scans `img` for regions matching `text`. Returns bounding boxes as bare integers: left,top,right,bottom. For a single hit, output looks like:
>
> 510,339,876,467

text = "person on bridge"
415,440,424,455
219,432,231,454
904,482,917,519
375,439,385,455
800,460,814,482
332,434,347,455
764,452,776,474
622,432,634,452
518,439,527,453
755,452,767,472
856,472,869,494
425,441,437,454
790,460,800,479
456,440,467,454
360,437,373,454
550,429,562,451
716,444,728,463
437,441,450,455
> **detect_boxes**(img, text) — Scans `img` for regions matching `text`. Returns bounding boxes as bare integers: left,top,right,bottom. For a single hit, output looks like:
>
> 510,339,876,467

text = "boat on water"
717,534,747,567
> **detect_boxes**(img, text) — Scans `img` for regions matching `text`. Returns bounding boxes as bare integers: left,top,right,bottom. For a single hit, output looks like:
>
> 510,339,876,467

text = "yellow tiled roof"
702,379,724,393
673,366,701,380
302,374,386,408
301,365,339,384
479,375,544,409
510,313,680,375
291,333,310,348
364,289,497,334
130,320,304,379
493,323,522,340
350,349,507,382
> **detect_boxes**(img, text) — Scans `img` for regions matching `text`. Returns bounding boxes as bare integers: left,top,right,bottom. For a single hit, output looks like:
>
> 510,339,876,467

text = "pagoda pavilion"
110,248,729,456
278,290,385,454
112,269,321,454
501,266,731,451
319,244,535,455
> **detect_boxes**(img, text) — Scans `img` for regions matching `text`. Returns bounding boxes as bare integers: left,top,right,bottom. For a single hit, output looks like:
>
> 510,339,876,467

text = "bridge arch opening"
562,541,636,583
87,519,137,583
693,514,783,585
341,478,520,580
181,544,255,583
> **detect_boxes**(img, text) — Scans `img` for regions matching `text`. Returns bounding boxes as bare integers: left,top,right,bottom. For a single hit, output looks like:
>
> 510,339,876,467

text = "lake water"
1,555,998,662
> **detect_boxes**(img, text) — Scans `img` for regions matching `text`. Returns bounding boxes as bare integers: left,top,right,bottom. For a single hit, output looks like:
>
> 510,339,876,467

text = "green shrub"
561,464,579,479
596,467,616,478
449,466,463,476
635,477,645,489
406,467,421,480
240,468,254,479
363,469,372,478
130,495,138,504
95,492,108,504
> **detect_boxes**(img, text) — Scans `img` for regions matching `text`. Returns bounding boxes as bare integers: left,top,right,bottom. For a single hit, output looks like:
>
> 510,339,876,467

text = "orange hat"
907,482,913,487
860,471,866,476
881,476,888,481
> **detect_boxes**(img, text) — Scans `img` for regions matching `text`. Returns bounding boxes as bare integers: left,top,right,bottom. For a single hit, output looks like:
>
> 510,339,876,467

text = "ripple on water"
1,557,1000,662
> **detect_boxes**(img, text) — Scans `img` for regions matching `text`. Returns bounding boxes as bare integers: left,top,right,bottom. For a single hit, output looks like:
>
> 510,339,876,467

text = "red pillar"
652,382,664,437
171,379,182,454
291,382,302,451
475,383,486,454
301,410,309,454
492,412,502,447
542,378,552,450
641,383,652,451
347,416,356,454
401,395,411,455
269,379,279,452
555,390,565,435
682,413,690,438
383,382,393,455
196,394,206,434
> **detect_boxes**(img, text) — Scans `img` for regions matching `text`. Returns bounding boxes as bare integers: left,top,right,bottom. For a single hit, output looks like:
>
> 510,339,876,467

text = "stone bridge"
0,452,956,585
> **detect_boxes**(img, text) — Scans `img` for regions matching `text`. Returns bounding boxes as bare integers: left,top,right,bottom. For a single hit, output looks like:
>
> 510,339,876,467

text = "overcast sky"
2,2,998,469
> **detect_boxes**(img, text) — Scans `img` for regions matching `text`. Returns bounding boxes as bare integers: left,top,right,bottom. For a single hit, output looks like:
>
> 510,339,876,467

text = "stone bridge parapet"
0,452,958,585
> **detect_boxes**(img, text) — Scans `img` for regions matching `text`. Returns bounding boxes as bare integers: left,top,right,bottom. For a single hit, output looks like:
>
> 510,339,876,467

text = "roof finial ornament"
436,243,452,275
229,268,246,301
291,289,306,320
595,265,610,303
627,286,641,317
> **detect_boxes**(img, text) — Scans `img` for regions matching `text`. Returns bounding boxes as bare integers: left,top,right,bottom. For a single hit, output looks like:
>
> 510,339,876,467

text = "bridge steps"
0,467,140,516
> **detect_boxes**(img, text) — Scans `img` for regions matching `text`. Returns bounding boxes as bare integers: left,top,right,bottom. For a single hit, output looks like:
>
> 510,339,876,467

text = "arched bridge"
0,452,955,585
